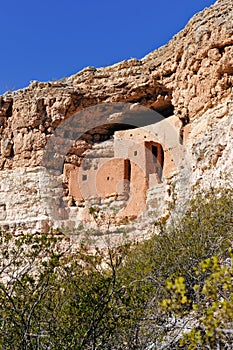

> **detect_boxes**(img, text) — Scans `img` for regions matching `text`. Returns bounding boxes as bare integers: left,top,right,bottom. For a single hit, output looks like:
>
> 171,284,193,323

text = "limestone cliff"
0,0,232,237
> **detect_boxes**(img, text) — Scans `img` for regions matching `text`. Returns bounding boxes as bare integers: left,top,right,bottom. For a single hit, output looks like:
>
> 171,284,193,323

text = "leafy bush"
0,187,232,349
113,188,233,347
163,253,233,349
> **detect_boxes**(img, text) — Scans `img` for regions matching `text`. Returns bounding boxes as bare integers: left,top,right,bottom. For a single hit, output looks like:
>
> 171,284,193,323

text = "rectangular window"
152,145,158,163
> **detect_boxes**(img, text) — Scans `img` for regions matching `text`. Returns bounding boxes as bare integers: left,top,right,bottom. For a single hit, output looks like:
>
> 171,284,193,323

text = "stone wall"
0,0,232,237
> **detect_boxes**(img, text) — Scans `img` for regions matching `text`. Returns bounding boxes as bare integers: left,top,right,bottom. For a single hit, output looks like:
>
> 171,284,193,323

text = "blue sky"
0,0,216,95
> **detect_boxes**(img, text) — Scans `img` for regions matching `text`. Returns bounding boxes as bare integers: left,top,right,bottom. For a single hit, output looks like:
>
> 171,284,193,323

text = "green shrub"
0,187,232,349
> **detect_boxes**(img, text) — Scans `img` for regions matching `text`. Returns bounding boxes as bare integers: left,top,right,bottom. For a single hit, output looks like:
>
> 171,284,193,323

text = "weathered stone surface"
0,0,232,237
0,0,231,170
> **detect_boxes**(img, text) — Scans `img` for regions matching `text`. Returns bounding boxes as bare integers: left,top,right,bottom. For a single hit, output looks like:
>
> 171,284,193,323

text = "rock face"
0,0,232,238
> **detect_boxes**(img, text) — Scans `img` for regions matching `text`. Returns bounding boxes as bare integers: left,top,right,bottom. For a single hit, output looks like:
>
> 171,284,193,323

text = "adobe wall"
58,115,185,222
68,158,129,201
96,158,129,198
114,115,184,179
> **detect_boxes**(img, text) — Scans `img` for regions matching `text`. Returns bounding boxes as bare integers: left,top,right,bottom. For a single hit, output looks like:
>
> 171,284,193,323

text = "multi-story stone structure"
66,114,183,221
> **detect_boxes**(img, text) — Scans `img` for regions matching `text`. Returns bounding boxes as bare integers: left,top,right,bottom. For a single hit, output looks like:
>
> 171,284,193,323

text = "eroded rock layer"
0,0,232,237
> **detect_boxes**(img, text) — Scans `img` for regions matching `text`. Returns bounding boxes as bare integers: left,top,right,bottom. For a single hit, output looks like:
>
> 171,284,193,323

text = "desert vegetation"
0,187,233,349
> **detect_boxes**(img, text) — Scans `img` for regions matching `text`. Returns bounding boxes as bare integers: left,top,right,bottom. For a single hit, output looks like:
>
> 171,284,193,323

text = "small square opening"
134,151,137,156
82,174,87,181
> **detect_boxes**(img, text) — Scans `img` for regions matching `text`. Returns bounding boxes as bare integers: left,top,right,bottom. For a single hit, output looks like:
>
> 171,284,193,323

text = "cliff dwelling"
0,0,232,236
63,112,183,220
